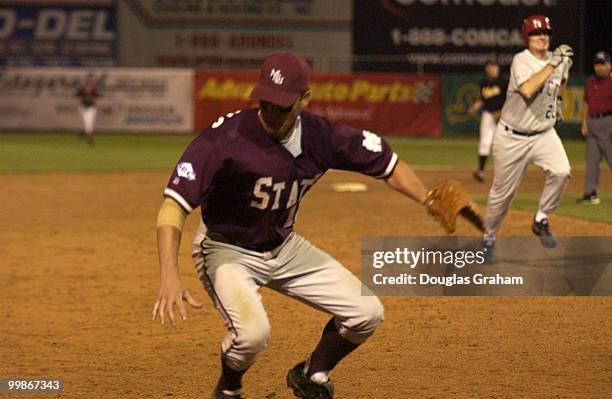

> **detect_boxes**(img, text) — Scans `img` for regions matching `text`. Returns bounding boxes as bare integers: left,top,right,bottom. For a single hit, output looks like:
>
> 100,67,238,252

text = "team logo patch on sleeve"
362,130,382,152
177,162,196,181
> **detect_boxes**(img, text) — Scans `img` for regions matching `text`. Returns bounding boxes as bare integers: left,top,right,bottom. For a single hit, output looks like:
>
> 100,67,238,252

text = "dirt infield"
1,170,611,398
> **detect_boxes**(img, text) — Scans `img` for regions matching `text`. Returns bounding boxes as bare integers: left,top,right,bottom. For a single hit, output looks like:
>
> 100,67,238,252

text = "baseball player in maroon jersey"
152,51,431,399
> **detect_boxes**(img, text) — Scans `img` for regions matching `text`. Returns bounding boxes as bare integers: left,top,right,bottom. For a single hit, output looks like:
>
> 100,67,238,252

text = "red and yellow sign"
195,71,441,136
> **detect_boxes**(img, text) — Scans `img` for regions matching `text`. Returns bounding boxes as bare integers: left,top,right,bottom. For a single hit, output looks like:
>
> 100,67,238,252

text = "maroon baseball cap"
250,51,310,108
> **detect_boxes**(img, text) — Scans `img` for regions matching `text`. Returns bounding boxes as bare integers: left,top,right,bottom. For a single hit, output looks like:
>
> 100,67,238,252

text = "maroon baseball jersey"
76,86,100,107
584,73,612,116
164,108,398,251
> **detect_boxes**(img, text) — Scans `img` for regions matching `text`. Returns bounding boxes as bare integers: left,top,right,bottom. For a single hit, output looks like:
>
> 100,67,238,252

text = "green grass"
0,132,193,172
1,132,608,223
475,194,612,224
386,136,587,167
0,132,588,172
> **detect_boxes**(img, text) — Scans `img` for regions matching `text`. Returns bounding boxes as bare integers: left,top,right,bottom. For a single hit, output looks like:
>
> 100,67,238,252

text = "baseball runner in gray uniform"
151,51,434,399
483,15,573,250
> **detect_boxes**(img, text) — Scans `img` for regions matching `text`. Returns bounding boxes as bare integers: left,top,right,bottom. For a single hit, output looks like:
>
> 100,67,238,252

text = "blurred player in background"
75,76,101,145
579,51,612,205
483,15,573,250
468,59,508,182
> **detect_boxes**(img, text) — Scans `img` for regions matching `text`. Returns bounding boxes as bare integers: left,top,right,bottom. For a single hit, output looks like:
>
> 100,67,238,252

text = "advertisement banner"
353,0,583,73
195,71,441,137
119,0,352,72
0,67,194,132
442,73,586,138
0,0,117,67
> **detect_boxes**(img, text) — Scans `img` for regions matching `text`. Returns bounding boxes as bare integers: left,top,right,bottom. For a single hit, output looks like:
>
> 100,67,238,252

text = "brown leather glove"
426,180,485,234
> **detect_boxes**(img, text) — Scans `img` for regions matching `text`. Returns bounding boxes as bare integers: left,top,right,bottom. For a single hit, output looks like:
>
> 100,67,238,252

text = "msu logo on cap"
270,69,285,85
250,51,311,107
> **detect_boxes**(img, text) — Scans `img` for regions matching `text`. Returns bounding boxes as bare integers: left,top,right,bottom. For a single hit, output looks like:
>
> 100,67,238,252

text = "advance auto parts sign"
353,0,582,73
195,70,441,137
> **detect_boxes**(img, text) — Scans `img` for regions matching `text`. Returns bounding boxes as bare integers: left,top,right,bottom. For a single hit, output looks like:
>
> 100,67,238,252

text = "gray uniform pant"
584,115,612,195
484,124,571,237
191,222,384,371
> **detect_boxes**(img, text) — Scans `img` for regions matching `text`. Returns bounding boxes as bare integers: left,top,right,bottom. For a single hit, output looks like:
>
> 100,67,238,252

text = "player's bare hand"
580,124,588,137
152,273,202,326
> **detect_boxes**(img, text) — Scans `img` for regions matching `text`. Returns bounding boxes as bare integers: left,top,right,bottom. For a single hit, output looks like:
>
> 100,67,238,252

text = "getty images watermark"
361,237,612,296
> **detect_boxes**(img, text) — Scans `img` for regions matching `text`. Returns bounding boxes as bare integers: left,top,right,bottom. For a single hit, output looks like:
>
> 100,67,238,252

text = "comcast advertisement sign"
353,0,583,73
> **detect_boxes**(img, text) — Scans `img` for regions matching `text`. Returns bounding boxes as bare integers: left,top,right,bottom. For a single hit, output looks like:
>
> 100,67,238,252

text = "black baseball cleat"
287,362,334,399
532,218,556,248
472,171,485,183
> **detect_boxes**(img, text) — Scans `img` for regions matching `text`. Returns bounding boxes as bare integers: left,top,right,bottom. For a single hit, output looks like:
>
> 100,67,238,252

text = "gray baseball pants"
191,222,384,371
584,115,612,195
484,124,571,237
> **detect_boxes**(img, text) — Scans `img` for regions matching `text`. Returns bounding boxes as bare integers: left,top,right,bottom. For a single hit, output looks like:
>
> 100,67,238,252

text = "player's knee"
364,297,385,329
548,167,571,181
224,321,271,370
349,297,385,340
237,321,271,355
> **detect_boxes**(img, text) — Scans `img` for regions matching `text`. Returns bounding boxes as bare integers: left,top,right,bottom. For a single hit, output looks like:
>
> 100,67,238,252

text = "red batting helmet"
522,15,552,44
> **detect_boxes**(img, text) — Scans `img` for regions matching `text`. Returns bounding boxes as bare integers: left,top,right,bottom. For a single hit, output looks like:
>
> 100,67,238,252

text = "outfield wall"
0,67,194,132
0,67,586,137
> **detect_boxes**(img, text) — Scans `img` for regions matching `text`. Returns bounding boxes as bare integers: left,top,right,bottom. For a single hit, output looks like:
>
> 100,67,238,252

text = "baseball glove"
425,180,485,234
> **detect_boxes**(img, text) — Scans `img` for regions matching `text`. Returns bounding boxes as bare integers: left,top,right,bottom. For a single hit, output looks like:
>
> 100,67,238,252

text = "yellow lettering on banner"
403,84,417,102
333,84,349,101
197,78,254,100
370,85,390,102
311,81,334,102
388,82,403,102
350,80,371,102
312,79,433,104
